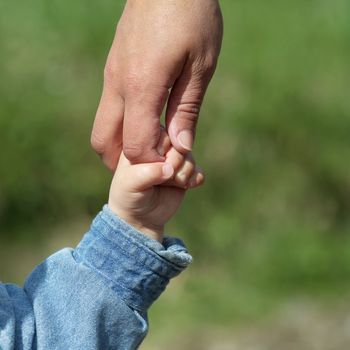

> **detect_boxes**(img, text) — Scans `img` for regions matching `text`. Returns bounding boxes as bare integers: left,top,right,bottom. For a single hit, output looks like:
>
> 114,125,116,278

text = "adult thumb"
126,162,174,192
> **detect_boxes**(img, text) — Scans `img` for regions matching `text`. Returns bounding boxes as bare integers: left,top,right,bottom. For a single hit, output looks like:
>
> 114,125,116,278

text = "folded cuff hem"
74,206,192,311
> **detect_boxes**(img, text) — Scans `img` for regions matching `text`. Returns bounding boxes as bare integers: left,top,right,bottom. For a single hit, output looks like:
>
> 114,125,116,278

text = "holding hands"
108,128,204,242
96,0,223,240
0,3,223,349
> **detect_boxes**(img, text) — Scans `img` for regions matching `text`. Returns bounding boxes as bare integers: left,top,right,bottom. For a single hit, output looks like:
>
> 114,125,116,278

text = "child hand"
108,140,204,242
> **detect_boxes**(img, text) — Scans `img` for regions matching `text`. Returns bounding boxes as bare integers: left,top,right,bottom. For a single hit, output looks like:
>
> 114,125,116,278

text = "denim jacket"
0,206,192,350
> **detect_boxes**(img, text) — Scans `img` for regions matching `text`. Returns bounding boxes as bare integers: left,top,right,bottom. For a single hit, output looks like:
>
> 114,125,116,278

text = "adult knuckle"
124,71,144,94
90,132,106,154
123,143,144,162
103,62,118,87
177,102,201,123
193,54,217,80
203,54,217,72
103,61,114,79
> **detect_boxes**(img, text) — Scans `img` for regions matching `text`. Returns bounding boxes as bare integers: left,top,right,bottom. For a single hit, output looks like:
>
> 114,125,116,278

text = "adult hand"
91,0,223,169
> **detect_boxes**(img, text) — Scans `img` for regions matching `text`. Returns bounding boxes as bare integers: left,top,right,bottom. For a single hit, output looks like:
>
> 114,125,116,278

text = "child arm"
0,132,203,349
0,207,191,349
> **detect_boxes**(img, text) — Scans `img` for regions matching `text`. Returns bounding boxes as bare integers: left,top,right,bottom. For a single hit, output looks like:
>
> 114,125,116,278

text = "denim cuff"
74,205,192,312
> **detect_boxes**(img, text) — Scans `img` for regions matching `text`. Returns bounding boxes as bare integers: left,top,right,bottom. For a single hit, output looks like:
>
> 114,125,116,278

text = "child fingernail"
162,164,174,178
175,171,187,186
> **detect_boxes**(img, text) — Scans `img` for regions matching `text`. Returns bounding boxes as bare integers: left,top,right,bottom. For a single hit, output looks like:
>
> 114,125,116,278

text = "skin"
108,130,204,242
92,0,223,169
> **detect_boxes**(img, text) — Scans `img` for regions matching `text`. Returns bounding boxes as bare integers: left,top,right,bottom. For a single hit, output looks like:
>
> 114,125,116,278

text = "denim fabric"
0,206,192,350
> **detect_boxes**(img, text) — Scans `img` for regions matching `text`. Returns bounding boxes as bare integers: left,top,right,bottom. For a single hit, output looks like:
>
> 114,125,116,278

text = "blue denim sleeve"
0,205,192,350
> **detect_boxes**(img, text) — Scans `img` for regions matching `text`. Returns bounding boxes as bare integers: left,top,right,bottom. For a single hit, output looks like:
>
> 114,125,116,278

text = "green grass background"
1,0,350,347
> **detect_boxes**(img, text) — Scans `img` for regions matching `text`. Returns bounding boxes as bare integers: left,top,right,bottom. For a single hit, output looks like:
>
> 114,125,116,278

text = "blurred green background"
1,0,350,348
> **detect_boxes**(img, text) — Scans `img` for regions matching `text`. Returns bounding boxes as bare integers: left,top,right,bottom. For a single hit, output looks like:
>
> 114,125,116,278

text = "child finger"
165,147,187,173
187,167,205,188
174,154,195,187
124,162,174,191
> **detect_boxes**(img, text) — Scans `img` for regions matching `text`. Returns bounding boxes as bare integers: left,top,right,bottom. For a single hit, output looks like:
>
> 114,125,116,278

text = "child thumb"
127,162,174,191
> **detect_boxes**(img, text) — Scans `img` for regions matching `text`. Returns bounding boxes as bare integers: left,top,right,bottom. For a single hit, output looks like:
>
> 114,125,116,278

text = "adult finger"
165,57,216,154
91,89,124,171
122,81,170,163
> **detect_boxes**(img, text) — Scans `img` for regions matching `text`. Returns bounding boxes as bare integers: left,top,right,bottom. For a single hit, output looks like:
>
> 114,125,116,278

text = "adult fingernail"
177,130,193,151
162,164,174,178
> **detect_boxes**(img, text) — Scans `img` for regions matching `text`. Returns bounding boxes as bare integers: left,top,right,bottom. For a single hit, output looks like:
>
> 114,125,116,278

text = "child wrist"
107,204,164,242
130,223,164,243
